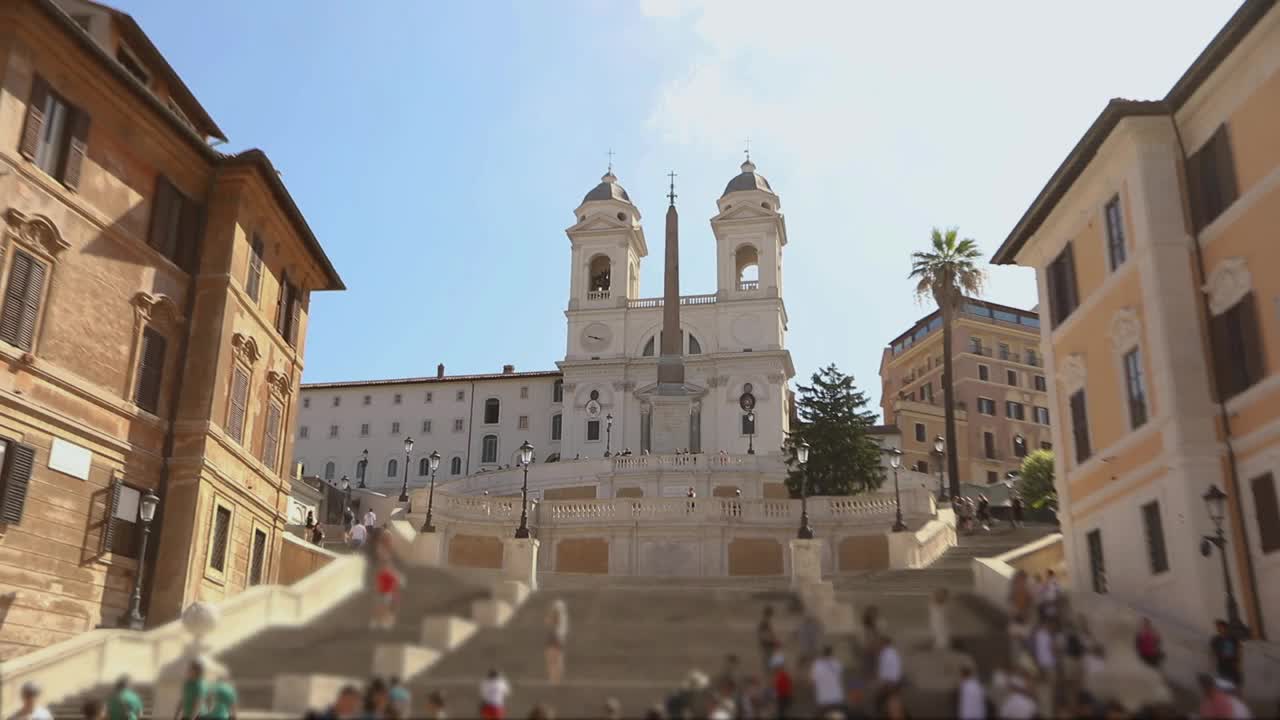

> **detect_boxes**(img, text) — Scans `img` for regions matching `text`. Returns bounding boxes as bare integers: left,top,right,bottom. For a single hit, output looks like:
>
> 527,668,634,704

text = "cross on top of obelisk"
667,170,677,206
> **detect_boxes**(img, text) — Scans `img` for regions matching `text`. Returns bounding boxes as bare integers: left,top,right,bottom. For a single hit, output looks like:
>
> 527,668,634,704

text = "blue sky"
117,0,1239,417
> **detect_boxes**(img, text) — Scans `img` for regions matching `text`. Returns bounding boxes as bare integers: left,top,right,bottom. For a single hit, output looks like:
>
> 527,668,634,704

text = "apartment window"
587,419,601,441
1034,375,1047,392
1105,196,1127,271
1027,350,1039,366
1140,501,1169,575
456,390,465,402
149,176,202,271
1250,473,1280,554
328,425,339,439
425,391,433,403
978,365,989,382
986,471,998,485
983,432,995,459
450,457,462,475
363,395,371,406
1005,401,1025,421
1187,124,1238,231
332,396,341,407
419,457,430,476
1123,348,1148,429
998,343,1011,360
0,250,48,352
100,481,147,558
1040,441,1053,451
1047,243,1080,327
299,426,309,439
360,424,369,437
227,367,250,445
518,415,529,430
262,400,283,472
914,423,926,442
969,336,983,354
977,398,996,415
551,413,562,441
323,461,335,480
922,383,933,403
1210,293,1265,401
249,528,268,586
303,397,310,409
275,274,301,347
481,435,498,464
245,234,264,302
916,460,929,474
422,419,432,433
391,421,400,435
1070,390,1091,464
1006,369,1018,387
453,418,464,433
393,393,402,405
208,505,232,573
115,45,150,85
520,386,529,400
20,76,90,190
386,459,397,477
133,327,167,414
1086,529,1107,593
484,398,500,424
553,380,563,403
1034,406,1050,425
906,392,915,402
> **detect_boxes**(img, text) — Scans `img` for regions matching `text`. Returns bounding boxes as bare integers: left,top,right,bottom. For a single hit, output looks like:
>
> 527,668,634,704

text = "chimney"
502,364,515,375
436,363,445,378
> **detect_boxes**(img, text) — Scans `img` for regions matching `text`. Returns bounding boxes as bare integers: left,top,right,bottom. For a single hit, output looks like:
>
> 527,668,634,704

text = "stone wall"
277,534,337,585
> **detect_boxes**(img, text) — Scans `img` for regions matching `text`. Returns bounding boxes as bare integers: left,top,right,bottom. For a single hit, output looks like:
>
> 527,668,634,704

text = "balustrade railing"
587,289,610,301
627,293,718,309
737,280,760,291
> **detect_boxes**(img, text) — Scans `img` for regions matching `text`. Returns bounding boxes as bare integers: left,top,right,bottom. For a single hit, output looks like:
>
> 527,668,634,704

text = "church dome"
582,171,633,205
721,159,774,197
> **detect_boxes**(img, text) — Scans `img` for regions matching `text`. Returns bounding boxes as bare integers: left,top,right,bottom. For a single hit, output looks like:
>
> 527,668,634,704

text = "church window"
386,458,397,477
450,457,462,475
484,398,500,424
735,245,760,290
481,435,498,464
689,335,702,355
588,255,611,296
587,419,600,441
553,379,563,403
551,413,562,441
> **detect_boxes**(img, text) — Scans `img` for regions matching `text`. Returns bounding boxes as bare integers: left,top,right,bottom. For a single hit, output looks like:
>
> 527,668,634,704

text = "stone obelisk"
650,172,694,452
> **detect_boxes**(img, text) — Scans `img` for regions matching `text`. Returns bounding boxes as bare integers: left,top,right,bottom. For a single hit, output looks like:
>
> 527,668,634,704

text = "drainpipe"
1168,115,1265,640
464,380,475,475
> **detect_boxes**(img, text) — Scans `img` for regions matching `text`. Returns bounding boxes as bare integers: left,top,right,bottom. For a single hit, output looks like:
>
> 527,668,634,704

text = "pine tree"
783,364,885,497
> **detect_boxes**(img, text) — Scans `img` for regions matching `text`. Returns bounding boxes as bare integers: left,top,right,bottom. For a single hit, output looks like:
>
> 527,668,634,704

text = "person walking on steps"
757,605,779,673
105,676,143,720
176,659,208,720
479,669,510,720
9,682,52,720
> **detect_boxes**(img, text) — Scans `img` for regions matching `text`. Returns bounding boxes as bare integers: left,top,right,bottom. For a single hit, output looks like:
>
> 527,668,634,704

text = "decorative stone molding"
132,292,185,332
266,369,292,399
231,333,261,366
767,372,786,384
611,381,634,391
1056,353,1087,393
1108,308,1141,353
561,383,577,393
1203,257,1251,316
4,208,70,260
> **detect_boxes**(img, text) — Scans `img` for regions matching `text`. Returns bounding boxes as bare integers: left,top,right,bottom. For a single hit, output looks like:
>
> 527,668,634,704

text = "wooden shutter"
0,441,35,524
148,177,176,256
249,529,267,585
1071,390,1091,463
288,284,301,347
17,259,45,352
178,199,204,273
0,251,45,352
275,271,289,335
101,478,122,553
60,107,91,190
18,76,49,160
262,401,282,471
1213,126,1239,216
1251,473,1280,554
1237,294,1265,391
1209,309,1235,400
246,235,264,301
228,367,249,445
134,327,167,413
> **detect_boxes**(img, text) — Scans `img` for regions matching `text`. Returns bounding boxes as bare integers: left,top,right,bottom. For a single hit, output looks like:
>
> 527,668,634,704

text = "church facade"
293,161,795,497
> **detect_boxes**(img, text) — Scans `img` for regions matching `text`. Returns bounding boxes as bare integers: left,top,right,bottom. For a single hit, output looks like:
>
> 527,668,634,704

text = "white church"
293,160,798,499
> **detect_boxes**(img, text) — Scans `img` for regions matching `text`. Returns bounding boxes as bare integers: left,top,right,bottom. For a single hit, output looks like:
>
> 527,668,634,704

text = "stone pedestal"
650,394,693,454
503,537,540,591
410,530,444,567
789,538,823,589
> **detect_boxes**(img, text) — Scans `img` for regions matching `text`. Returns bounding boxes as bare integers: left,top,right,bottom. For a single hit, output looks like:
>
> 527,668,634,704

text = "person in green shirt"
105,676,143,720
204,680,237,720
177,660,208,720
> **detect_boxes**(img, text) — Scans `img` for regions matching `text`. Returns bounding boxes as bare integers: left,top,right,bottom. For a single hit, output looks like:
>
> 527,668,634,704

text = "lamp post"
423,451,441,532
933,435,947,501
358,448,368,489
341,476,351,506
796,440,813,539
399,437,413,502
889,448,907,532
604,414,613,457
1201,484,1248,637
515,440,534,539
121,490,160,630
746,412,756,455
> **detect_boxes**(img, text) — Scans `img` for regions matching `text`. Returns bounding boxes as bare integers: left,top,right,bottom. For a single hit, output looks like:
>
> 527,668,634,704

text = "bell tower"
565,171,647,311
711,159,786,300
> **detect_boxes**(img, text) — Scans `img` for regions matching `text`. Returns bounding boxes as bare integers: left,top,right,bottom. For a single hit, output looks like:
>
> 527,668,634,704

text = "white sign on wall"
49,437,92,481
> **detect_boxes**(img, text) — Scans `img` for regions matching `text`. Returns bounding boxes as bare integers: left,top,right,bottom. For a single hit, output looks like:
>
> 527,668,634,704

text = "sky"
116,0,1240,418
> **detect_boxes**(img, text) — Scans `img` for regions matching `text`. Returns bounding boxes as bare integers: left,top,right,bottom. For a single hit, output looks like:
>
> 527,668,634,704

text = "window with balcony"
998,343,1011,360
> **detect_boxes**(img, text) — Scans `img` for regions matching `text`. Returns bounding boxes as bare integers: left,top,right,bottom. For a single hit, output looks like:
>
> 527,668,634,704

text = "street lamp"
796,440,813,539
121,490,160,630
1200,484,1248,637
422,450,441,532
604,414,613,457
515,440,534,539
746,412,756,455
399,437,414,502
358,448,368,489
933,435,947,501
889,448,907,532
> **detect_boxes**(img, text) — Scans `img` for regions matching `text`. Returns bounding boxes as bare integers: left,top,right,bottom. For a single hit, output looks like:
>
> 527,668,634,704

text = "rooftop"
301,369,562,390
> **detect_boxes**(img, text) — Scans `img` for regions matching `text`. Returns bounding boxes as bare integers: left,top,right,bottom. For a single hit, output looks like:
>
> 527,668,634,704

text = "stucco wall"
277,534,336,585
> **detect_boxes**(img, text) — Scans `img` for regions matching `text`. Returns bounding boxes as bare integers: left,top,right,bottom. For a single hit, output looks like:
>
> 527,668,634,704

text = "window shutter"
275,271,289,334
1209,310,1236,400
177,199,203,273
288,284,301,347
17,259,45,352
101,478,122,553
1214,126,1239,214
246,236,264,301
249,529,267,585
60,107,91,190
228,367,249,445
148,177,175,255
262,401,282,471
1251,473,1280,554
19,76,49,160
1238,294,1265,390
0,442,36,524
1071,391,1091,463
134,328,167,413
0,252,34,347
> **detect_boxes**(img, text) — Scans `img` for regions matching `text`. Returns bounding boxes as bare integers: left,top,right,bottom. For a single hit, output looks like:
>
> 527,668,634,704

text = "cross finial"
667,171,678,206
606,148,615,174
744,138,751,163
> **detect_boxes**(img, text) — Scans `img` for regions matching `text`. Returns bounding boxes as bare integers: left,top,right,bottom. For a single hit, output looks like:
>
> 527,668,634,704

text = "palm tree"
909,227,986,499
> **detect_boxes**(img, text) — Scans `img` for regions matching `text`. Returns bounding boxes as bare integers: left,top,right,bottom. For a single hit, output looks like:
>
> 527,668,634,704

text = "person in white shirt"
1037,569,1061,620
9,682,53,720
1032,621,1056,672
348,522,367,548
363,509,377,532
957,663,986,720
479,669,510,719
810,645,845,713
876,636,903,687
998,673,1037,720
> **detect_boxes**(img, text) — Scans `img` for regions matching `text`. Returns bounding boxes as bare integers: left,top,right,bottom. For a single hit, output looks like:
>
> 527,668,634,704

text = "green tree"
1017,449,1057,511
909,228,986,498
783,364,884,497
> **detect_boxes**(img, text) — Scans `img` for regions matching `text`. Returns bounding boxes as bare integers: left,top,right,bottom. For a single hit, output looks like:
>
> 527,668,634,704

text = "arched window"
552,379,564,403
735,245,760,289
688,334,702,354
481,434,499,464
323,461,335,480
642,336,655,357
484,398,500,424
551,413,562,441
387,458,398,477
450,457,462,475
588,254,611,293
419,457,430,476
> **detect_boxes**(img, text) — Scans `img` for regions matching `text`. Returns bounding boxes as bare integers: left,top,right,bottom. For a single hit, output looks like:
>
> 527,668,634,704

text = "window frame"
1140,501,1169,575
914,423,925,442
1006,369,1018,387
0,246,54,354
551,413,562,442
450,457,462,475
977,397,996,416
1086,528,1107,594
1250,472,1280,555
586,419,601,442
1070,389,1092,464
1123,347,1148,430
1104,195,1127,271
247,524,269,586
483,398,501,425
978,364,989,382
481,434,499,464
204,497,235,584
1047,243,1080,328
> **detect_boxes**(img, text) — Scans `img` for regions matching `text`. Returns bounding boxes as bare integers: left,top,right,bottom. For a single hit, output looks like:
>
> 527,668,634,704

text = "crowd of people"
953,492,1024,535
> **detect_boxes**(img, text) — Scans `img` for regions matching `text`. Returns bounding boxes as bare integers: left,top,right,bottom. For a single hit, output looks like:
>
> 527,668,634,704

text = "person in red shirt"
372,558,402,629
769,651,793,720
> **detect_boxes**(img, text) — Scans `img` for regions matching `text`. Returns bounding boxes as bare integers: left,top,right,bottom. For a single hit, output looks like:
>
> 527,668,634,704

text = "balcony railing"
737,280,760,291
587,289,611,301
627,293,718,309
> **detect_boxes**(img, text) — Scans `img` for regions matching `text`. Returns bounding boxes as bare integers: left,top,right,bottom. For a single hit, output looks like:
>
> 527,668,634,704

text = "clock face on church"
580,323,613,352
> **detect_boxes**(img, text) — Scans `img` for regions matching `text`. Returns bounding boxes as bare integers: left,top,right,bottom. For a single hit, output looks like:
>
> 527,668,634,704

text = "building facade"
879,299,1052,487
0,0,340,658
992,0,1279,638
294,161,795,498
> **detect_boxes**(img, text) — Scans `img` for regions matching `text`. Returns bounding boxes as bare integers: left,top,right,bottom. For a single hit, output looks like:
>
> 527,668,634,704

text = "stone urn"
1082,594,1172,711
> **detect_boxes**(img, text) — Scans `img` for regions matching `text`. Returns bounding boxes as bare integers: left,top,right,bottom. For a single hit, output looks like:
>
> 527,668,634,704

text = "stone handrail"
626,293,718,309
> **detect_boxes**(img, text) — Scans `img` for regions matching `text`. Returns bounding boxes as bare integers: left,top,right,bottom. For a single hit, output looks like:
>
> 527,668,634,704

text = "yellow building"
993,0,1279,638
